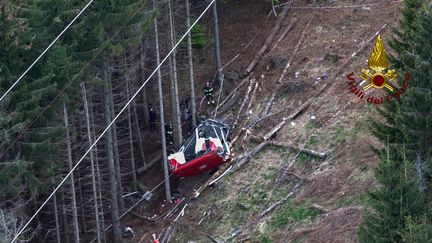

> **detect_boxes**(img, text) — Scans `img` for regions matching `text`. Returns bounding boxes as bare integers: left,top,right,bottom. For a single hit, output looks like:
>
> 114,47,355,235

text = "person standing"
203,81,215,106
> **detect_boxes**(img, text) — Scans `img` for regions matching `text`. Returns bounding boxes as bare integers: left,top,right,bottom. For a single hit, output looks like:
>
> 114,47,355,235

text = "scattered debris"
143,191,153,201
173,204,188,222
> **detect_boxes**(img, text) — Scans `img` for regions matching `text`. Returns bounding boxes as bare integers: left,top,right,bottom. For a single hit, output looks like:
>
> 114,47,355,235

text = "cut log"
262,101,310,141
231,140,272,173
213,77,248,116
269,141,327,159
269,17,298,52
277,19,311,84
218,91,241,115
245,2,292,75
261,92,276,116
311,203,329,213
259,182,301,218
245,77,260,116
232,79,256,130
137,152,162,174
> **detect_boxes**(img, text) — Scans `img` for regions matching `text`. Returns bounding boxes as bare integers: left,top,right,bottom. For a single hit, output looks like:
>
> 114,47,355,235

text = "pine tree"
358,146,423,242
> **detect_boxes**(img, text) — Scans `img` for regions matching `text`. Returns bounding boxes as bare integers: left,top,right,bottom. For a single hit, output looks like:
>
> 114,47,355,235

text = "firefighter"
164,123,174,147
203,81,215,106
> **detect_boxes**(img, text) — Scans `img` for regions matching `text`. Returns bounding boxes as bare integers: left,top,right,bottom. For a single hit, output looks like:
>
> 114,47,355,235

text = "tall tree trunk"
103,62,122,243
53,190,61,243
133,97,146,167
63,103,80,243
168,0,183,148
89,93,107,243
186,0,197,127
81,83,102,243
107,75,124,211
153,0,171,202
61,189,71,243
126,79,138,190
76,172,87,236
126,51,146,166
213,0,224,86
140,40,150,127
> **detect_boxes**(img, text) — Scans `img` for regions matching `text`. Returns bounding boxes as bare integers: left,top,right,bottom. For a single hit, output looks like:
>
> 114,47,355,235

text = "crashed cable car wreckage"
168,119,232,178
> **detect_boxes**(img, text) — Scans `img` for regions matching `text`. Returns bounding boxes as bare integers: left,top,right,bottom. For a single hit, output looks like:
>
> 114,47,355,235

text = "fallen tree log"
245,2,292,75
277,19,311,84
255,18,310,121
137,152,162,174
217,91,241,116
213,77,249,116
222,182,301,243
259,182,302,218
262,101,310,141
312,203,329,213
269,141,327,159
231,140,271,173
269,17,298,52
232,79,256,130
245,76,260,117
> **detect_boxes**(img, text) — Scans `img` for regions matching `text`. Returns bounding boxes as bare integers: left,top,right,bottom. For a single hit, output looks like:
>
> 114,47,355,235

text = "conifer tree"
361,1,432,241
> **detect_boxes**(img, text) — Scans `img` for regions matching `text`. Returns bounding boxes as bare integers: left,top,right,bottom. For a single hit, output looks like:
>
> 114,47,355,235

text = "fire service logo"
346,34,411,104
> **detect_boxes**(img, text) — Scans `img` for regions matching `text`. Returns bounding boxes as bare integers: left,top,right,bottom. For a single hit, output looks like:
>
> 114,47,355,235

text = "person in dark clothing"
149,105,156,131
203,81,215,106
182,107,192,135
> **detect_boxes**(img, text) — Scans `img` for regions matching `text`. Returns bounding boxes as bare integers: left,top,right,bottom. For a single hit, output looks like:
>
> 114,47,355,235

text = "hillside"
122,0,405,242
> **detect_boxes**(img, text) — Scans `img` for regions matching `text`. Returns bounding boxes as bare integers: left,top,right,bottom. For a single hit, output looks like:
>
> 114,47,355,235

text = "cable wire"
0,0,94,103
11,1,215,242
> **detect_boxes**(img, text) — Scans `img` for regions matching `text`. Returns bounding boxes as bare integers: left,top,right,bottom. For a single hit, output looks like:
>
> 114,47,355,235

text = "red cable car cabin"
168,119,232,178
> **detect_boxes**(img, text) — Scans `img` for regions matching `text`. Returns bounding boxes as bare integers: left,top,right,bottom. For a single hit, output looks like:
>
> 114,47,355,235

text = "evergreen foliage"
0,0,155,240
359,0,432,242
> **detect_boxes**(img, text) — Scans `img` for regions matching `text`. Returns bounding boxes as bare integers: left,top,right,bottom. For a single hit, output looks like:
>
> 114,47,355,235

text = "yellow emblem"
360,35,396,91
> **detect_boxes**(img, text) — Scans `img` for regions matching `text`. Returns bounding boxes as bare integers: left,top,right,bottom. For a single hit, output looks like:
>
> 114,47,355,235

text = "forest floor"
119,0,404,242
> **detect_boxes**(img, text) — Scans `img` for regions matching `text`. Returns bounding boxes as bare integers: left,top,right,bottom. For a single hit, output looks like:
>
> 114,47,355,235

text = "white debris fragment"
361,6,371,11
249,110,253,114
295,71,300,78
354,39,357,42
311,115,316,120
332,39,335,43
291,121,296,126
